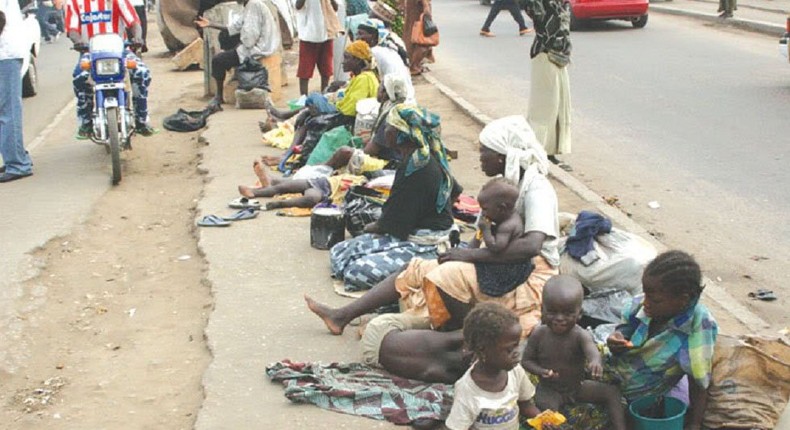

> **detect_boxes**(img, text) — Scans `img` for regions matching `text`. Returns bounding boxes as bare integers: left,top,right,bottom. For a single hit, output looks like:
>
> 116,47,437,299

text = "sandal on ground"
222,207,258,221
228,197,262,209
748,289,777,301
197,215,231,227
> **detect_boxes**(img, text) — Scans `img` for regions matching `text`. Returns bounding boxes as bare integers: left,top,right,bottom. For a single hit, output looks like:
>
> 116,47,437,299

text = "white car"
19,0,41,97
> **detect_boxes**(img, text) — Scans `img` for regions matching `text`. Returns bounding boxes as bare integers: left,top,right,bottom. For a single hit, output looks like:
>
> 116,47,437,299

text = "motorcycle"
76,33,139,185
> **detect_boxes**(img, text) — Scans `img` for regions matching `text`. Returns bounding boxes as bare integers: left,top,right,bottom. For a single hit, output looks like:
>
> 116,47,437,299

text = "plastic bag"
236,57,270,92
704,335,790,429
411,13,439,46
306,126,356,166
354,98,380,144
343,186,386,237
163,108,213,132
559,226,656,296
422,13,438,36
235,88,269,109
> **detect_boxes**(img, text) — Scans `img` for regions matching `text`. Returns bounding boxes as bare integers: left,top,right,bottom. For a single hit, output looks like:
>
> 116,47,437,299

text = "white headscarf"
478,116,549,204
383,73,414,104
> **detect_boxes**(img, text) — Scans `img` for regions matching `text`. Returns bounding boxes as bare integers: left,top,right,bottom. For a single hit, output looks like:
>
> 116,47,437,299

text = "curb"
650,4,786,37
423,73,771,331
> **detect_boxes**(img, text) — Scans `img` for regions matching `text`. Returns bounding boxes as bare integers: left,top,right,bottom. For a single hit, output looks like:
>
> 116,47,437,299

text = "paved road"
429,0,789,326
22,39,75,143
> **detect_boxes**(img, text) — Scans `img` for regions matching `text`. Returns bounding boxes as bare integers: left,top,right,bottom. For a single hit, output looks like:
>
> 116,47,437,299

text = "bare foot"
238,185,256,198
304,294,346,335
253,160,270,188
261,155,281,167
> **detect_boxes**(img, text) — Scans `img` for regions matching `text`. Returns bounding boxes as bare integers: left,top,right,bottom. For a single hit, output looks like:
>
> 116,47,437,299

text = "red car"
566,0,649,30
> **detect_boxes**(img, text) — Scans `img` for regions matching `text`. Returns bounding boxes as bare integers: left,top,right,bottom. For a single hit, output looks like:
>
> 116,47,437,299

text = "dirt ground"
0,29,211,429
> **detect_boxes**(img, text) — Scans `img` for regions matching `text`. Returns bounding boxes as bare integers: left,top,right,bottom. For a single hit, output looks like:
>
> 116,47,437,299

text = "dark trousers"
135,6,147,43
481,0,528,31
211,49,241,81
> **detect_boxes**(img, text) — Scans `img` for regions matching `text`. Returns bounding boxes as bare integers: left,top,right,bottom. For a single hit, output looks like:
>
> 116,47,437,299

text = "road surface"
428,0,789,327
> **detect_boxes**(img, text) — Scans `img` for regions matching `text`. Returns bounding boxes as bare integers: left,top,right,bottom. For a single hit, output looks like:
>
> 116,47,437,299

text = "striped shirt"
609,295,718,401
65,0,140,39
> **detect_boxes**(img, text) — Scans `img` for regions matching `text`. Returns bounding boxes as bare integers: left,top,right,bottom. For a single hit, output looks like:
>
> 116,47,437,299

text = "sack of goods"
354,98,381,144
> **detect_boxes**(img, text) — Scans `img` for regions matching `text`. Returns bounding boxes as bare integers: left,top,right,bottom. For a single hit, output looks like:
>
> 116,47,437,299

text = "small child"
607,250,718,430
469,178,533,298
521,275,627,430
444,303,542,430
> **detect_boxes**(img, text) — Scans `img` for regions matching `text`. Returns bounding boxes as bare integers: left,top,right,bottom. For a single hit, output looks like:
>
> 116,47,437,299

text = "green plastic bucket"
629,396,687,430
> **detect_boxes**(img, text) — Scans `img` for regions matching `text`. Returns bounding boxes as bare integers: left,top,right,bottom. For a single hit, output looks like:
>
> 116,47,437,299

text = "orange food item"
625,340,634,348
526,409,567,430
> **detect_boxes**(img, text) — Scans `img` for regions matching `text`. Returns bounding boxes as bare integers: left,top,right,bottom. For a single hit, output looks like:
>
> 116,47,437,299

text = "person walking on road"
295,0,341,95
0,0,34,183
480,0,532,37
523,0,572,170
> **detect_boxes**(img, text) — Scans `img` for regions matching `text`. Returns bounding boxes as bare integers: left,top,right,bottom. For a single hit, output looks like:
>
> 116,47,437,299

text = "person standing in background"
717,0,736,18
332,0,348,83
129,0,148,51
402,0,434,76
523,0,572,170
37,0,60,42
479,0,532,37
295,0,340,95
0,0,34,183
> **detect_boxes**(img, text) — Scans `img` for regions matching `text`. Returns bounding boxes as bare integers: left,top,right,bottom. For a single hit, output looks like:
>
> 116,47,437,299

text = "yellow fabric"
345,40,372,62
361,155,389,173
327,174,368,205
335,71,379,116
262,122,295,149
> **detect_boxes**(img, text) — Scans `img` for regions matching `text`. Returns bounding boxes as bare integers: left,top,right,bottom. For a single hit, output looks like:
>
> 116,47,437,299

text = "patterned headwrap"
345,40,373,62
357,18,388,42
386,104,453,213
305,92,337,114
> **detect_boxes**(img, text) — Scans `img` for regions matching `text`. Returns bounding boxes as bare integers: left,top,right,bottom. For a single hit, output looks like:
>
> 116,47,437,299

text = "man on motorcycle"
65,0,155,138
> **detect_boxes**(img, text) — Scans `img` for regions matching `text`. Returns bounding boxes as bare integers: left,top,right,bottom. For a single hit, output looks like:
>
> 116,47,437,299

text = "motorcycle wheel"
107,107,122,185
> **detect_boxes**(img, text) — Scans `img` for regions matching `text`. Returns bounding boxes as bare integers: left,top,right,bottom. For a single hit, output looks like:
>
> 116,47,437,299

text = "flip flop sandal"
197,215,231,227
228,197,261,210
222,207,258,221
748,289,777,301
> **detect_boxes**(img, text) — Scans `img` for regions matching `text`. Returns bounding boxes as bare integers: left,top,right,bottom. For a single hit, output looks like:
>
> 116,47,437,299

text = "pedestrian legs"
72,54,94,127
210,50,241,103
0,59,33,179
127,51,152,126
481,0,528,33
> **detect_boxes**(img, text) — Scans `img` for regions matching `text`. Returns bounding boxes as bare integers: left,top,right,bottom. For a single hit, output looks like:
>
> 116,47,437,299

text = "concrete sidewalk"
650,0,788,36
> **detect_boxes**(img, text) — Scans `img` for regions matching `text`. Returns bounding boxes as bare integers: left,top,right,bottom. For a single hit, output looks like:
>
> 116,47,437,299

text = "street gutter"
649,4,786,37
423,73,771,331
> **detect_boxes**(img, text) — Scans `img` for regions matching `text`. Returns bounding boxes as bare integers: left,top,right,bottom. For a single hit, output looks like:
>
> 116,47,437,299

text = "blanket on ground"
265,360,453,425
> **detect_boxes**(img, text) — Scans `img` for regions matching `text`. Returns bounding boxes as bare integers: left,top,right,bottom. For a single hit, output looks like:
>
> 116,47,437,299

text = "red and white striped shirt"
65,0,140,39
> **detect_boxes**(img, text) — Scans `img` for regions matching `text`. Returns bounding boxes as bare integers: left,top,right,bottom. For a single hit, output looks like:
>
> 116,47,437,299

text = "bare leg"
260,155,282,166
576,381,627,430
299,78,309,96
304,269,404,335
324,146,354,170
237,179,311,199
265,188,322,210
253,160,271,187
320,75,330,93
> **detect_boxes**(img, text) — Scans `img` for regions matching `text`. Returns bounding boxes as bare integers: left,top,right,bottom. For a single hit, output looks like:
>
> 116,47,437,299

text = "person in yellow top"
335,40,379,118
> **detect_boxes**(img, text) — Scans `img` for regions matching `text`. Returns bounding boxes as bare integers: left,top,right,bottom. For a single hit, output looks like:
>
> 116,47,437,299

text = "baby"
521,275,626,430
469,178,533,298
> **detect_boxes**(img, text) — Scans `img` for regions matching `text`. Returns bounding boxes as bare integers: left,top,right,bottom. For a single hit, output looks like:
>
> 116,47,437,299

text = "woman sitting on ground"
328,103,461,292
323,73,414,173
266,40,380,128
306,115,560,338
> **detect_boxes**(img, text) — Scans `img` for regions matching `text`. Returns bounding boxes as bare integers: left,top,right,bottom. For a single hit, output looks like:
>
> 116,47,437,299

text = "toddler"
522,275,626,430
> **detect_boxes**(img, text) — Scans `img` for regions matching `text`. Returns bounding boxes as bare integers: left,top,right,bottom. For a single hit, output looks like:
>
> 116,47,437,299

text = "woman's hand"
194,17,210,28
438,248,473,264
606,331,633,354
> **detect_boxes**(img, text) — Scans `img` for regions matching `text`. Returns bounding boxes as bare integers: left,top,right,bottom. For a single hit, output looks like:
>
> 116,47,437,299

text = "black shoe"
76,124,93,140
136,123,156,137
0,171,33,183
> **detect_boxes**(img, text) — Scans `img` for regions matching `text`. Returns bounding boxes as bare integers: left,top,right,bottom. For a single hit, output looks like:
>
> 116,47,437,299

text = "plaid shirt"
609,295,718,401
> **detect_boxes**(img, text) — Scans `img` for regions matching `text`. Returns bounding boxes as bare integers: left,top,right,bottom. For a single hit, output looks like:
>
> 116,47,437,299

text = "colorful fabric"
65,0,139,40
386,104,452,213
346,0,371,17
336,70,379,116
305,92,337,113
345,39,373,62
266,360,454,425
523,0,572,66
608,295,718,401
330,231,444,291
